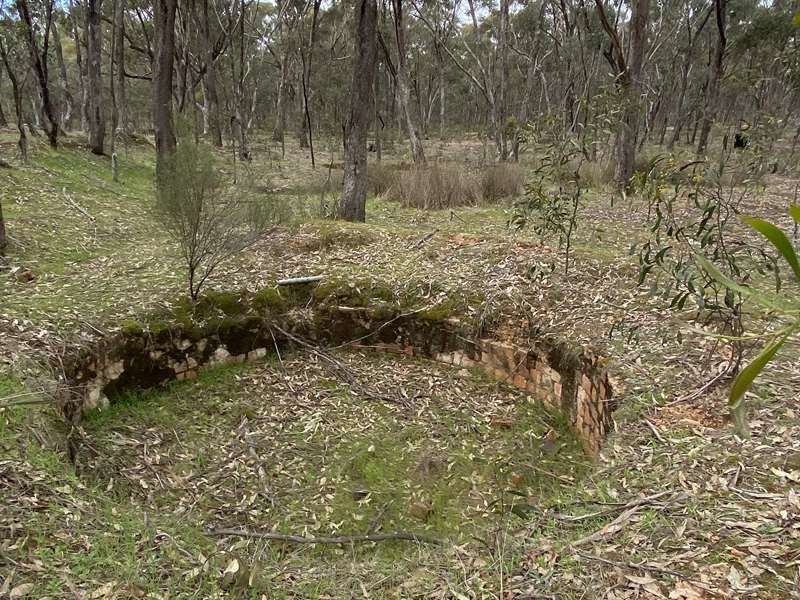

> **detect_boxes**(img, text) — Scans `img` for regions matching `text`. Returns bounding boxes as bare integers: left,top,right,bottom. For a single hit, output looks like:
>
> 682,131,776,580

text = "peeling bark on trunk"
86,0,105,154
337,0,377,222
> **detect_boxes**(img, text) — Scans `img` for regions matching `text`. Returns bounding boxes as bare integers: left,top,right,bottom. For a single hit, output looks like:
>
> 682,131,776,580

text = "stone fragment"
408,501,432,522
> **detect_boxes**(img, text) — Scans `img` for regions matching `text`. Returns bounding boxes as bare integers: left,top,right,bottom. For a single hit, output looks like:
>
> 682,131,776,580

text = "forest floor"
1,131,800,599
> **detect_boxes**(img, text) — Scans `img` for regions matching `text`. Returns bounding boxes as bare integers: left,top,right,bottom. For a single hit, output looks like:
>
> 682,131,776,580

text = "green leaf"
789,205,800,225
695,254,799,314
729,330,791,436
740,216,800,282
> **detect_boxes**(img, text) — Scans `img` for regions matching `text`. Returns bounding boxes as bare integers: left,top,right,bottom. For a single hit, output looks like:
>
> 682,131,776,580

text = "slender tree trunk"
70,0,89,131
0,195,6,257
234,0,249,160
438,49,445,141
86,0,105,154
596,0,649,188
0,39,26,161
497,0,510,160
272,50,291,143
374,65,382,161
696,0,727,155
201,0,222,147
301,0,322,166
153,0,178,175
115,0,128,136
52,22,73,129
391,0,425,164
0,74,7,128
17,0,59,148
668,63,691,150
337,0,378,222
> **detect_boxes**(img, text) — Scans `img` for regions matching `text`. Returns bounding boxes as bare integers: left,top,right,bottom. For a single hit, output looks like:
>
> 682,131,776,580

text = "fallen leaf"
9,584,35,599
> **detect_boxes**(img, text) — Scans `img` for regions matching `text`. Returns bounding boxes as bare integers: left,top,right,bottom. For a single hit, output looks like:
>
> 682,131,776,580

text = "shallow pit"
78,349,590,552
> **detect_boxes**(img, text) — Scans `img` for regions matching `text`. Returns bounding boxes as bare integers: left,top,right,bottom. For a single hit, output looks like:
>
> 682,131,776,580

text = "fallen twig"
567,491,678,546
554,490,673,523
410,228,438,249
208,527,443,546
643,418,667,444
62,188,96,223
0,391,49,409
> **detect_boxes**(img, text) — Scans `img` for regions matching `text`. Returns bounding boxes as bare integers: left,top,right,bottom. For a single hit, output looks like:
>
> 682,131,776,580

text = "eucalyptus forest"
1,0,800,598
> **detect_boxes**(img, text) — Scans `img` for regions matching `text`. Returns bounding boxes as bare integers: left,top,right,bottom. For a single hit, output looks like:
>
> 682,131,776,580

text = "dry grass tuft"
382,162,524,209
393,163,480,209
480,162,525,201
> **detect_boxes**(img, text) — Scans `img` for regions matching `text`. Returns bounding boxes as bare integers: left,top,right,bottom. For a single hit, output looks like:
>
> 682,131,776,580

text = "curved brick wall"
60,298,616,456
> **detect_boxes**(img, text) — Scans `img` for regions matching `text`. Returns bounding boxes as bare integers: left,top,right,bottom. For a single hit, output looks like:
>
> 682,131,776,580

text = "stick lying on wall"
276,275,324,286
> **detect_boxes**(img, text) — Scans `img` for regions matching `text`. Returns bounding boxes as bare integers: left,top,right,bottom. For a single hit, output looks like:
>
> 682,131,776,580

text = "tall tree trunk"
337,0,378,222
497,0,510,160
391,0,425,164
115,0,128,136
0,74,7,128
17,0,59,148
233,0,249,160
437,48,445,141
52,22,73,129
86,0,105,154
300,0,322,166
201,0,222,147
70,0,89,131
0,39,26,161
153,0,178,176
272,49,291,144
696,0,726,155
595,0,649,188
668,63,691,150
0,195,6,257
374,64,382,160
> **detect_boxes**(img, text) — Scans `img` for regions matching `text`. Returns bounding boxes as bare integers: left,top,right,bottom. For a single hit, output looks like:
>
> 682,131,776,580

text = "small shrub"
480,163,524,202
154,134,275,301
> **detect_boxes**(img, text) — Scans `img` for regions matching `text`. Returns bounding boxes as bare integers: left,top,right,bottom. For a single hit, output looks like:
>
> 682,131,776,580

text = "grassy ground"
2,130,800,598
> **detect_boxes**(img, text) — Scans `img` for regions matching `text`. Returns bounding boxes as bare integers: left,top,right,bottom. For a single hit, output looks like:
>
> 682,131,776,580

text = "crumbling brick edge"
60,306,617,456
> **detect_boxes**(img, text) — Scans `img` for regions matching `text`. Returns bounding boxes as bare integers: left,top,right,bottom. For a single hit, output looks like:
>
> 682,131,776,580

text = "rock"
408,501,432,522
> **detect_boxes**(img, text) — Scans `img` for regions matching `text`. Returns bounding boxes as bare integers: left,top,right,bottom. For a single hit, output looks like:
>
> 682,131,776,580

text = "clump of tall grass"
379,161,524,209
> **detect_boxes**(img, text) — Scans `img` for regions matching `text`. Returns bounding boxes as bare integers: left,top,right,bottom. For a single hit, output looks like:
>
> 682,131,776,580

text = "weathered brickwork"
62,303,616,456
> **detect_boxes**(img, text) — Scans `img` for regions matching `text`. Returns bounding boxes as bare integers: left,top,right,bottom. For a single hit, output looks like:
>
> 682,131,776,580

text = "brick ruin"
60,293,616,456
